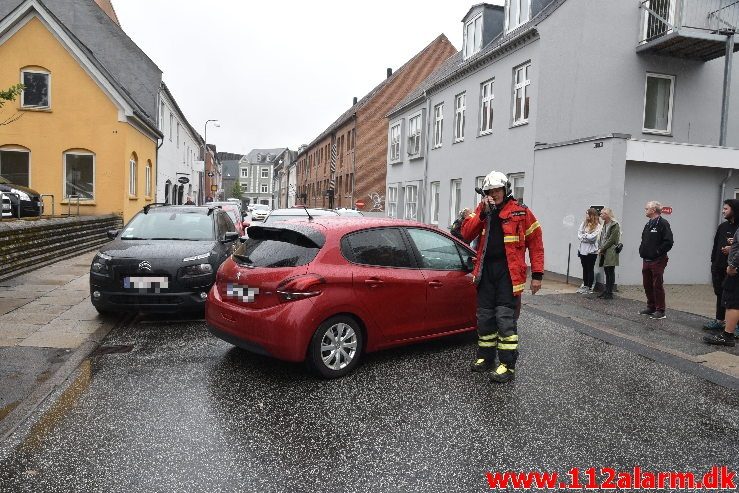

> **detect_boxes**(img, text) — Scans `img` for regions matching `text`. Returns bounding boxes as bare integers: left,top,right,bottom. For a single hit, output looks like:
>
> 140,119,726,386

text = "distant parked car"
89,204,239,314
263,207,339,225
0,175,43,218
208,201,247,236
205,217,477,378
251,204,271,221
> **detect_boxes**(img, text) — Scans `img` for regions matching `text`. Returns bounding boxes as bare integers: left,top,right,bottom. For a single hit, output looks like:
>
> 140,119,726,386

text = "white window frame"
463,13,483,60
145,162,152,197
260,184,268,193
387,185,398,218
407,113,422,157
389,122,401,162
450,179,462,226
176,122,180,148
169,113,173,141
20,69,51,109
505,0,531,33
512,63,531,126
63,151,95,200
261,167,269,179
475,176,485,205
480,79,495,135
433,103,444,148
430,181,440,225
404,184,418,220
642,73,675,135
508,172,525,202
454,93,466,142
241,168,248,178
129,157,137,196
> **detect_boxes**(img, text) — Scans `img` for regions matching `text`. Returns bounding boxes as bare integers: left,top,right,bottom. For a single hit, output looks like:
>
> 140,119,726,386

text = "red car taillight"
276,274,325,302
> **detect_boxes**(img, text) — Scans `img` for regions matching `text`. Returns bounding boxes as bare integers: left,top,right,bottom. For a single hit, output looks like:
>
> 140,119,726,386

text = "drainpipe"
421,92,433,223
719,30,734,147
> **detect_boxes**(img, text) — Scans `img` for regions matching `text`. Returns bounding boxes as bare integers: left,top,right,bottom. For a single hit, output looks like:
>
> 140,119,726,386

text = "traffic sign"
355,200,365,208
177,176,190,184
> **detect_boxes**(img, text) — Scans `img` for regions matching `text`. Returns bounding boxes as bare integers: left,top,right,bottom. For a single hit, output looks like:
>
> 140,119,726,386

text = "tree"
0,83,24,126
228,181,243,200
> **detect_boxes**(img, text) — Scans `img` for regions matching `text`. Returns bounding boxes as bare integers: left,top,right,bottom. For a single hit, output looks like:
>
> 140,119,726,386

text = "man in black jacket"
704,199,739,332
638,201,674,319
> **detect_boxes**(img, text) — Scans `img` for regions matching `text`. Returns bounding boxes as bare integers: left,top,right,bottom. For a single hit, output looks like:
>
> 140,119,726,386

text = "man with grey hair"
638,200,674,319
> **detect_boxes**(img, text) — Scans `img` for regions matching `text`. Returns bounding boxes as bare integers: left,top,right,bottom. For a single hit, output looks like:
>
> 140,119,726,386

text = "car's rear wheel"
308,316,363,379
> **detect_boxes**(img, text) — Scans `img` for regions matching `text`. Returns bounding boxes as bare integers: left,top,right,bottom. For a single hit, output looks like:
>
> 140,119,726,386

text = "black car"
0,175,43,218
90,204,239,314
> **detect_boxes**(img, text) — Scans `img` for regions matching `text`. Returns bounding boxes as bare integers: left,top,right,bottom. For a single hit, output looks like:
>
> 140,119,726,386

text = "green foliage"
228,181,243,200
0,84,24,108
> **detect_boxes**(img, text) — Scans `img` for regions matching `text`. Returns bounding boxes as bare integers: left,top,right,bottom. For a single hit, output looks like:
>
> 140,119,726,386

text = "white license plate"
123,276,169,291
226,283,259,302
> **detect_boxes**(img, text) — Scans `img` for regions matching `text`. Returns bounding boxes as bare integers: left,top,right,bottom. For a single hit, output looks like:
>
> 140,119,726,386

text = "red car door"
405,228,477,335
344,227,428,342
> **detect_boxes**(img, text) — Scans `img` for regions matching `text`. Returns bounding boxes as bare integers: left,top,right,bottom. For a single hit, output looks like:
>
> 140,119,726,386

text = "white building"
157,83,203,205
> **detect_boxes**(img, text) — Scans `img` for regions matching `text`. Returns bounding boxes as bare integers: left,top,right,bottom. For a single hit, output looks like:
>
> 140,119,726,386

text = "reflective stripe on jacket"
461,198,544,296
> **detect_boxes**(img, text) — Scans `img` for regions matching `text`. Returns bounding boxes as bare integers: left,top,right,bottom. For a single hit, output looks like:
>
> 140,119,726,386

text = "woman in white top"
577,208,601,294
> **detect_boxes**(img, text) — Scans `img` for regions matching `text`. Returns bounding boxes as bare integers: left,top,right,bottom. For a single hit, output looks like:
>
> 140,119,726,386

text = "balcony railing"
638,0,738,60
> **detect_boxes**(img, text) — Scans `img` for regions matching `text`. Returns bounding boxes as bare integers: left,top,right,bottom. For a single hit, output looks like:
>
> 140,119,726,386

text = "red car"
206,217,478,378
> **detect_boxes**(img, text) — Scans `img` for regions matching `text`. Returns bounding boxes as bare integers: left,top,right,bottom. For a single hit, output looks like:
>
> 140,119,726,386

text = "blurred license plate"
123,276,169,291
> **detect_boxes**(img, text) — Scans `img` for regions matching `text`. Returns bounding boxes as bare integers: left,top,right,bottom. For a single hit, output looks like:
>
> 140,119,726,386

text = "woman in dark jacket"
596,207,621,299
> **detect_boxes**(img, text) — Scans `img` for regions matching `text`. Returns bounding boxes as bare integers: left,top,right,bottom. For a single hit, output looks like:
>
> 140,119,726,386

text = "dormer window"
463,13,483,60
505,0,531,32
256,153,263,162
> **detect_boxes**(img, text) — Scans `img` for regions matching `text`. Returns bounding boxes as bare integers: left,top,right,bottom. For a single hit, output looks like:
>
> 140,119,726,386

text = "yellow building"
0,0,162,222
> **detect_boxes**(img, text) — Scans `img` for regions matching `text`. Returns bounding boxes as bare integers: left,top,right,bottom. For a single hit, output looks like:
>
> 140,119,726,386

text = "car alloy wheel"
308,316,363,378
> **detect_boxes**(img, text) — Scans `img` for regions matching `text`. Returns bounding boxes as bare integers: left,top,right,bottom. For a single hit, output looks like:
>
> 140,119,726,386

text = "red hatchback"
205,217,478,378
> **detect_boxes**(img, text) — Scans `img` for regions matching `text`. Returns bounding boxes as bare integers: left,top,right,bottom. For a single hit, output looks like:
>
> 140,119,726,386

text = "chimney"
353,96,358,105
386,67,393,78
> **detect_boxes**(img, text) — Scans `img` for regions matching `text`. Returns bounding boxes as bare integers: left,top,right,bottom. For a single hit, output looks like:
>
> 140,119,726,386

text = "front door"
405,228,477,334
343,227,427,342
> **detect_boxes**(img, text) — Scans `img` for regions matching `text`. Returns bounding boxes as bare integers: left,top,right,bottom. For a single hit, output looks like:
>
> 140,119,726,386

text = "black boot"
470,358,495,372
489,363,515,383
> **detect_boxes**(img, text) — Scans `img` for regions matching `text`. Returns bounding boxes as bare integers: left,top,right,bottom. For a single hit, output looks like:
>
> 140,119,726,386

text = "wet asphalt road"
0,308,738,493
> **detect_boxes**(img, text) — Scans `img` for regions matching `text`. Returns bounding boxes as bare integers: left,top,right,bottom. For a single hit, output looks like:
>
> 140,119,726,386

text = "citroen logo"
138,261,152,272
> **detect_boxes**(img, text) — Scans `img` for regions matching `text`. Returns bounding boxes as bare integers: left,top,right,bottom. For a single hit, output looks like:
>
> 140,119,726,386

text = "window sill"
510,121,529,129
431,145,442,150
20,107,51,113
453,138,465,144
388,159,402,166
408,153,424,161
478,130,493,138
642,129,672,137
128,195,139,200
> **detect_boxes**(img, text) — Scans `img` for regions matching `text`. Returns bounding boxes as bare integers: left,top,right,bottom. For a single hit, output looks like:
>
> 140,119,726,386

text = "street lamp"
203,119,219,200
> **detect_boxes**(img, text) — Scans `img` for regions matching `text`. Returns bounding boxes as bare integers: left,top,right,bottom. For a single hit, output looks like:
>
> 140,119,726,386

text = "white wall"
157,92,200,204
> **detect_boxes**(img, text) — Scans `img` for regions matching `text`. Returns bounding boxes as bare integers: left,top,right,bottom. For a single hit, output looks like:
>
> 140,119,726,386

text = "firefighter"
461,171,545,383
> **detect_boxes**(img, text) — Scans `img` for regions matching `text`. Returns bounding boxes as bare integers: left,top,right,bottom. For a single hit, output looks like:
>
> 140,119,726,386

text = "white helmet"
481,171,511,195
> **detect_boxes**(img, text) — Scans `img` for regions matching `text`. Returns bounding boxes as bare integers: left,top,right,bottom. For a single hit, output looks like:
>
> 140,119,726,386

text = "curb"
0,312,129,443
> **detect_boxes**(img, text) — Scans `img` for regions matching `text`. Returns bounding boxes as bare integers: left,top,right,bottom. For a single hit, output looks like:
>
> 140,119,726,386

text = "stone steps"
0,215,123,281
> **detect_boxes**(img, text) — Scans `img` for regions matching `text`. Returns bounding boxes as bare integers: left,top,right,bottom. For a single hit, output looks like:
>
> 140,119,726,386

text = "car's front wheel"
307,316,363,379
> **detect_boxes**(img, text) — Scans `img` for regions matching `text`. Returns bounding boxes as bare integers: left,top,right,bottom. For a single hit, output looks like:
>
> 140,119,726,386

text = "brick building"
296,34,457,212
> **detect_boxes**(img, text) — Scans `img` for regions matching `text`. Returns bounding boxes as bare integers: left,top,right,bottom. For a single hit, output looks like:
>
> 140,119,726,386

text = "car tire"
307,315,363,379
92,304,113,316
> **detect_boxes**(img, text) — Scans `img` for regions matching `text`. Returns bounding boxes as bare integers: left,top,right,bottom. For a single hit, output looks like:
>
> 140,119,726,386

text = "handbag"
615,242,624,254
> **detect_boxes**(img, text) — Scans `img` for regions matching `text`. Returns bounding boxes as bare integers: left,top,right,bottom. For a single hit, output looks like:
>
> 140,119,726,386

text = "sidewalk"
0,251,120,438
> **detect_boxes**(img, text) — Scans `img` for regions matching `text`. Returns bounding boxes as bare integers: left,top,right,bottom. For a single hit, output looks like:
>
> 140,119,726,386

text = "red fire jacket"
461,198,544,296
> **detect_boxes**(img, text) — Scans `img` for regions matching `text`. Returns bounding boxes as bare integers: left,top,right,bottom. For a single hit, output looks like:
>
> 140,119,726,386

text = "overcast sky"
113,0,503,155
